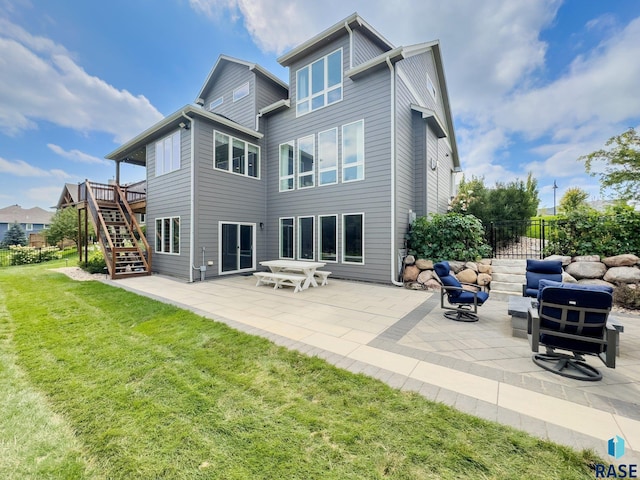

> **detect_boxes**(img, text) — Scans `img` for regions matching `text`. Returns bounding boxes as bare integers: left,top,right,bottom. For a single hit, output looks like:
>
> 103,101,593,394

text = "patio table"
260,260,327,290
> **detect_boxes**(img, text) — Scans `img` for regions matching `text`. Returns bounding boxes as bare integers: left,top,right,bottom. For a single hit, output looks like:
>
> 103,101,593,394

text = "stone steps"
489,259,527,301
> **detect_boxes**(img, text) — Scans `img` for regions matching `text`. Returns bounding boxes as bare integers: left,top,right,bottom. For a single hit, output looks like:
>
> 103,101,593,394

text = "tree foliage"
2,222,27,247
580,128,640,202
559,187,590,214
46,207,79,246
407,213,491,261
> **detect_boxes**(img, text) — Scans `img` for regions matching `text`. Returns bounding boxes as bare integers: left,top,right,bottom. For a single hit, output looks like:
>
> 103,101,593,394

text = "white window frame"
427,73,437,102
279,217,295,259
155,216,180,255
233,82,250,102
213,130,260,179
342,119,365,183
342,213,364,264
25,223,33,231
297,135,315,189
318,128,338,186
297,216,315,261
279,141,295,192
318,215,338,263
296,48,343,117
155,131,181,177
209,96,223,110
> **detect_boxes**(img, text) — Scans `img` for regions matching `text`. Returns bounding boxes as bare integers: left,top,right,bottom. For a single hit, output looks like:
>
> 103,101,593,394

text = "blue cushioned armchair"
528,279,617,381
523,259,563,297
434,261,489,322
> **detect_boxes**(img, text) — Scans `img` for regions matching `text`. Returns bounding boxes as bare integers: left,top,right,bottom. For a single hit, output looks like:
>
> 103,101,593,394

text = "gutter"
181,111,196,283
386,57,404,287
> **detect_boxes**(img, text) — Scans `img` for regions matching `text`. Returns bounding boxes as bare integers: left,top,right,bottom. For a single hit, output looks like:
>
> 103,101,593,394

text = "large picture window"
298,135,315,188
279,142,295,191
342,120,364,182
319,215,337,262
343,213,363,264
155,131,180,176
318,128,338,186
279,217,294,259
298,216,314,260
155,217,180,254
214,131,260,178
296,49,342,116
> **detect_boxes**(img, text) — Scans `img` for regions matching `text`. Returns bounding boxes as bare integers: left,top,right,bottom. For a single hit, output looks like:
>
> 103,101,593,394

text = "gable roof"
277,12,394,67
56,183,80,209
195,54,288,105
0,205,54,224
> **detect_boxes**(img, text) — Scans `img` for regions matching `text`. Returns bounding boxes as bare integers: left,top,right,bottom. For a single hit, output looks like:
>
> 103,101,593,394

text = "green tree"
2,222,27,247
559,187,590,214
46,207,79,246
580,128,640,202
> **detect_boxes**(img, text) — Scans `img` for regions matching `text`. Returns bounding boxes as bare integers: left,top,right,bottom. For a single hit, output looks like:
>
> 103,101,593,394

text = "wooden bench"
314,270,331,286
253,271,307,293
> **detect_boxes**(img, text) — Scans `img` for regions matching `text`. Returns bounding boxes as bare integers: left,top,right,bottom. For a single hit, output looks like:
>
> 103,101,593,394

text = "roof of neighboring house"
195,54,288,105
56,183,80,209
0,205,54,225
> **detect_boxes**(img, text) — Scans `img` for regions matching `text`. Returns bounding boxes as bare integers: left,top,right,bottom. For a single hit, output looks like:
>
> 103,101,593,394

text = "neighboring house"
56,183,81,210
106,13,461,284
0,205,54,241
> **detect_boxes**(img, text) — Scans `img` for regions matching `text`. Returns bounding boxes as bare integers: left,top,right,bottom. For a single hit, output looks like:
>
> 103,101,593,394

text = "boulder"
545,255,572,266
403,265,420,282
602,254,640,268
604,266,640,284
577,278,615,289
457,269,477,284
478,258,492,265
448,261,465,273
464,262,478,272
417,270,436,284
423,279,442,291
403,255,415,265
415,258,433,270
478,264,492,274
572,255,600,263
565,261,607,280
561,271,578,283
405,281,424,290
477,273,492,286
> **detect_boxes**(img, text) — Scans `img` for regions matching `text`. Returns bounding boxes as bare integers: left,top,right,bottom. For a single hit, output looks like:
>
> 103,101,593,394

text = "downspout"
386,57,404,287
344,21,353,70
181,111,196,283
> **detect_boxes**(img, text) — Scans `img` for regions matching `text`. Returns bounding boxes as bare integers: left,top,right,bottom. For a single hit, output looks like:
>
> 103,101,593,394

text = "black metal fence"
486,219,556,259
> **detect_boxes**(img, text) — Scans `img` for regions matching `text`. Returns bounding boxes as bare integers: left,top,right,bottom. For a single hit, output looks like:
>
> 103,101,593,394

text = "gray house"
105,13,460,284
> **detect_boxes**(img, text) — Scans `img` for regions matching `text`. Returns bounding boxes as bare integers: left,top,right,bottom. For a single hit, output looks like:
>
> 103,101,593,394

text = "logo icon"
608,435,625,459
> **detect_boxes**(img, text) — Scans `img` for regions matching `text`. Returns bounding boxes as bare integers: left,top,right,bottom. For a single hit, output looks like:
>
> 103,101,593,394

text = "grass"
0,261,602,479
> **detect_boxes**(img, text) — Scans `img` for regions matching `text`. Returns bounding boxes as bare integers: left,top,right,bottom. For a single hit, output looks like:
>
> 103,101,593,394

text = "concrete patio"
108,273,640,463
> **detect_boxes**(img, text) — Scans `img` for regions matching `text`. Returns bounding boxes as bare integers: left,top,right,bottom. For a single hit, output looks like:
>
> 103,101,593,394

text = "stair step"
490,259,527,267
491,273,525,283
490,281,523,294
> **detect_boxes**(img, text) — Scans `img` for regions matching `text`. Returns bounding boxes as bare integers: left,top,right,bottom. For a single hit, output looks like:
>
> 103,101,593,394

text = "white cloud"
47,143,109,165
0,156,71,178
0,18,164,143
25,185,67,209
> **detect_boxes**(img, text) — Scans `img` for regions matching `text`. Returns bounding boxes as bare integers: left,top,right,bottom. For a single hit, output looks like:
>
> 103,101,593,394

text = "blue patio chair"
434,261,489,322
528,279,616,381
522,259,563,297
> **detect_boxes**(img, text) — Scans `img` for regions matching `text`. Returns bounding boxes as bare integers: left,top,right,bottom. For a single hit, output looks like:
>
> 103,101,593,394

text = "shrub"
9,246,61,265
80,250,106,274
407,213,491,261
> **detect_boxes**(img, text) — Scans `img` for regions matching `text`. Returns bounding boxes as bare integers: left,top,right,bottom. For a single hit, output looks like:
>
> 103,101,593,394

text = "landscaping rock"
478,264,492,274
577,278,615,288
405,281,423,290
403,265,420,282
561,271,578,283
404,255,415,265
479,258,492,265
545,254,572,266
565,261,607,280
602,254,640,268
572,255,600,263
457,269,477,284
417,270,436,284
423,279,442,291
448,261,465,273
464,262,478,272
604,266,640,284
477,273,492,286
415,258,433,270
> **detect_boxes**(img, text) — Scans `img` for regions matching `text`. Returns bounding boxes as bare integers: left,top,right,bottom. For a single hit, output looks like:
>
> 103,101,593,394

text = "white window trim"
25,223,33,231
217,221,256,275
233,82,250,102
427,73,437,102
295,48,343,117
318,214,338,263
297,216,315,261
155,216,180,255
213,130,260,179
155,130,181,177
342,212,364,265
297,135,315,189
318,128,338,186
342,119,365,183
278,141,295,192
279,217,295,259
209,96,223,110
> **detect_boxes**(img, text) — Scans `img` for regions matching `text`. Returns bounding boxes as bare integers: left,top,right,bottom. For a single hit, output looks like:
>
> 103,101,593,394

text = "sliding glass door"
220,222,255,274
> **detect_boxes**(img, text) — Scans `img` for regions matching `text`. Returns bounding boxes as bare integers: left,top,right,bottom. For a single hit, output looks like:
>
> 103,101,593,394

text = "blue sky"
1,0,640,211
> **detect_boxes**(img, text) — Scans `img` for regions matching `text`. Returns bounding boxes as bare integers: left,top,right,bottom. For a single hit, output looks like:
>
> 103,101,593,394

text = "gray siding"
412,111,426,217
352,30,388,66
255,75,288,115
201,62,256,130
146,128,192,279
395,74,415,251
265,34,393,283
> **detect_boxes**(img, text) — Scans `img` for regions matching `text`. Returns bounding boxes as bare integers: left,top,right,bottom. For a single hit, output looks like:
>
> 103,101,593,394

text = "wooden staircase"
80,181,151,279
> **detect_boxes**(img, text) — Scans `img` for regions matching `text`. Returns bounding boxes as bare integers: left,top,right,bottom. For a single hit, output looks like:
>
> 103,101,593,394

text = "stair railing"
114,184,151,273
82,180,116,277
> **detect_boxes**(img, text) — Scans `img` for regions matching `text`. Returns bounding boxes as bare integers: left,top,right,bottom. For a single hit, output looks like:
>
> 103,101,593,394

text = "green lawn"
0,262,601,479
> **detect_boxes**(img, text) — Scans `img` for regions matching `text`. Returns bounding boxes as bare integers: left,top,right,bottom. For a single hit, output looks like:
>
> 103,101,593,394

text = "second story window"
296,49,342,116
155,131,181,176
214,131,260,179
233,82,249,102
